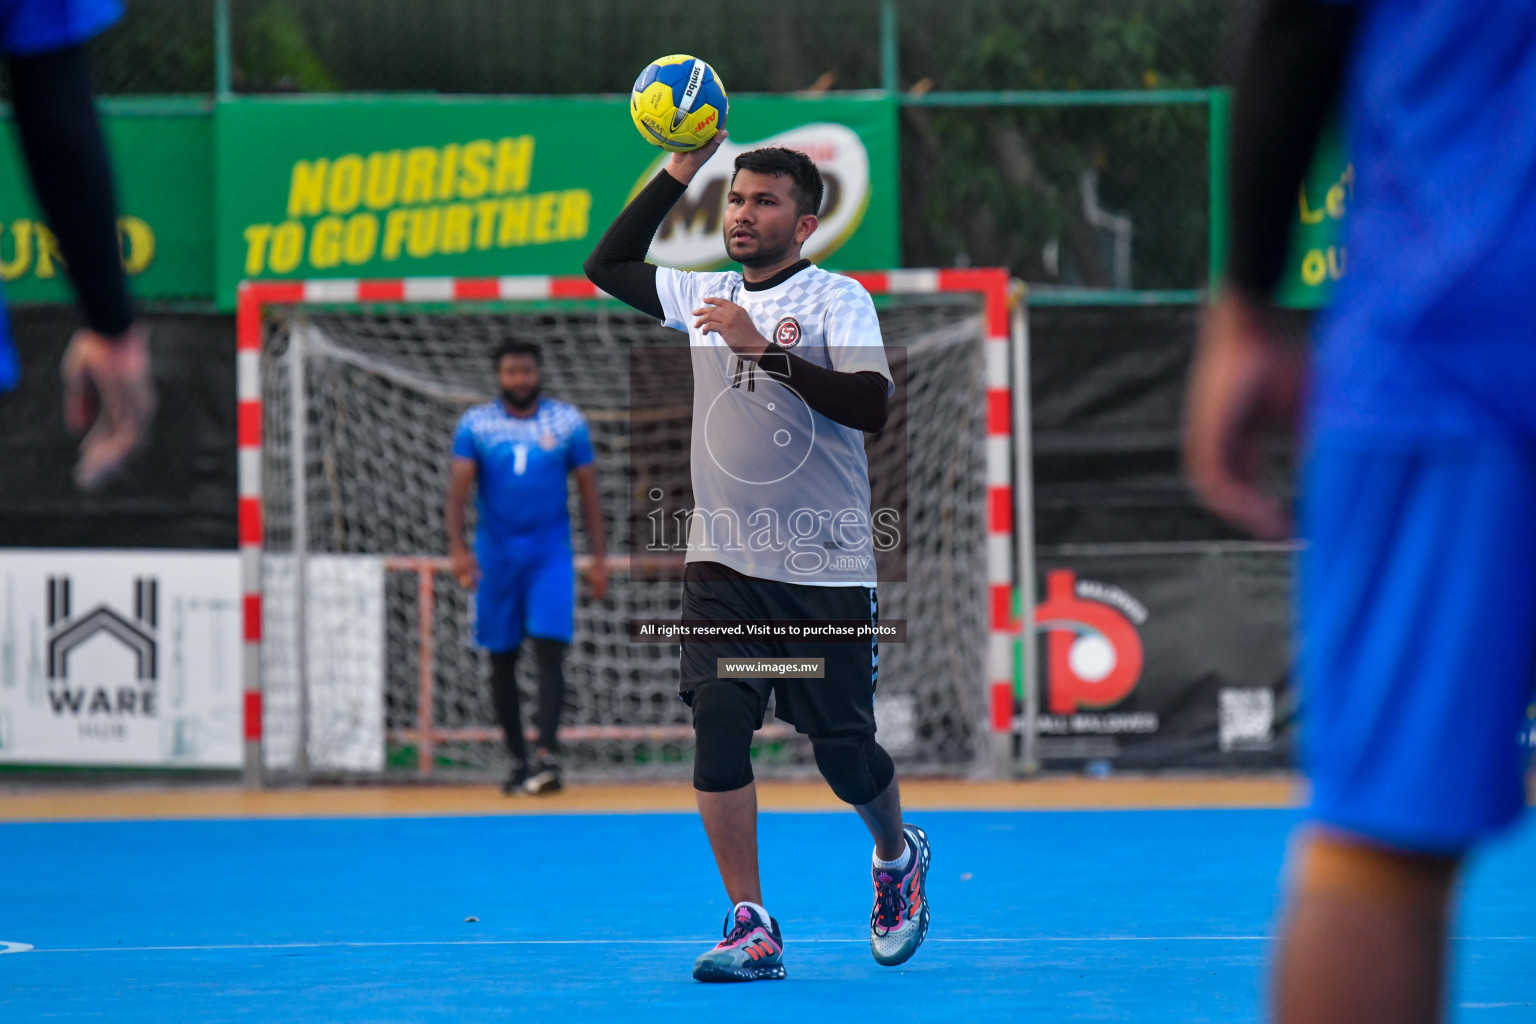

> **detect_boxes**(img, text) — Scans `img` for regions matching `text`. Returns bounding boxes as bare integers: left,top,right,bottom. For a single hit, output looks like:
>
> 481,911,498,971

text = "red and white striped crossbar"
236,270,1024,786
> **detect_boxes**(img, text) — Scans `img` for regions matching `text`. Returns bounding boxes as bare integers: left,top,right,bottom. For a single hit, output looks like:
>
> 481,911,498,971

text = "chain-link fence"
85,0,216,94
225,0,886,95
896,0,1238,93
79,0,1257,96
34,0,1266,293
902,102,1211,291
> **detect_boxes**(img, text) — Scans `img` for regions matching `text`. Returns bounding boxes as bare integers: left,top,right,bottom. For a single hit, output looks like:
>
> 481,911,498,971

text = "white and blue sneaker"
692,902,786,982
870,824,931,966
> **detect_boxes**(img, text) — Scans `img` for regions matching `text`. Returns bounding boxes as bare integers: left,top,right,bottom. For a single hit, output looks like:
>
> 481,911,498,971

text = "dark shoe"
522,759,563,795
501,763,530,796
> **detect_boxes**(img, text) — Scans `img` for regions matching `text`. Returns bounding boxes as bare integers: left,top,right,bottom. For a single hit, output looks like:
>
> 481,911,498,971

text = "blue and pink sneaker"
692,902,786,982
870,824,931,966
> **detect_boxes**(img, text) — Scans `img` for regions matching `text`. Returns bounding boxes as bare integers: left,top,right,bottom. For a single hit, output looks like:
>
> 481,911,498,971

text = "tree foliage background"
78,0,1258,289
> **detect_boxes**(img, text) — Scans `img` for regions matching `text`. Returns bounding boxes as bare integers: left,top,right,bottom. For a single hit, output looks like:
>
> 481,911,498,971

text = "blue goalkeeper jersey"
451,397,594,553
1312,0,1536,439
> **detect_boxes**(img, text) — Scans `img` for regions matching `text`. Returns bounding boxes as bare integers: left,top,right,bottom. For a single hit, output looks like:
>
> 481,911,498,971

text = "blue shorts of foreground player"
474,532,575,652
1300,431,1536,855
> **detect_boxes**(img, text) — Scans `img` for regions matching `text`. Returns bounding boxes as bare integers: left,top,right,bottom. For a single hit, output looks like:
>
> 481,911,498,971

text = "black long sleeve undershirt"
754,345,890,433
582,168,679,320
1226,0,1358,298
584,170,889,433
7,45,135,337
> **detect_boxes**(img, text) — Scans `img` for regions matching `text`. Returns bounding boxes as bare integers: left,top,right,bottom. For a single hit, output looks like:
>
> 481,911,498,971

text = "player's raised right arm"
583,133,727,321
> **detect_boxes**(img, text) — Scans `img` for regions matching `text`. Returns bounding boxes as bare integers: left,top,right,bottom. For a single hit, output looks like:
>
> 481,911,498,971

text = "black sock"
531,637,567,756
489,650,528,766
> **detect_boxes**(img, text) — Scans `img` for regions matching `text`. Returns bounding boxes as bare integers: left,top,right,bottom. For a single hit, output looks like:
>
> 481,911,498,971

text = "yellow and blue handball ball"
630,55,728,153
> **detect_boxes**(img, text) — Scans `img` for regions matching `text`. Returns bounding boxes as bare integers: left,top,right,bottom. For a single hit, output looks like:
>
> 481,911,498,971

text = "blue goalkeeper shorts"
1299,431,1536,855
472,535,575,653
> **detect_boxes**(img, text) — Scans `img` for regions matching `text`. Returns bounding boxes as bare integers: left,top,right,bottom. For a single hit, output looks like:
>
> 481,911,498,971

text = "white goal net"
253,281,1005,782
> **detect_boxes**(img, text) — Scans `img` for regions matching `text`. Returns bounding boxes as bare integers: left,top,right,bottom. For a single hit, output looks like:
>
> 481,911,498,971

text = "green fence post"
215,0,232,98
880,0,899,94
1207,87,1231,287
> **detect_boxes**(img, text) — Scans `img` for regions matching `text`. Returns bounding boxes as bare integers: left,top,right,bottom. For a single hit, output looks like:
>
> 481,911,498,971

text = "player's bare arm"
1183,0,1353,540
60,322,156,493
1184,292,1299,540
572,464,608,601
8,44,155,491
445,456,479,587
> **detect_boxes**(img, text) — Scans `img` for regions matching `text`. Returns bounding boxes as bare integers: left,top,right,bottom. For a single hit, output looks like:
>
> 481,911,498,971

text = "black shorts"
679,560,878,737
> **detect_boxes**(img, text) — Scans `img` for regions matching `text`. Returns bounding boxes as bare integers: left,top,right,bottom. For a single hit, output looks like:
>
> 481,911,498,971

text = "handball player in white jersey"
586,136,930,982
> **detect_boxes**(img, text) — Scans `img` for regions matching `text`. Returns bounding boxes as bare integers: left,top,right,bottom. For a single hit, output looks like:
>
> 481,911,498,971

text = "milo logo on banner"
637,123,872,270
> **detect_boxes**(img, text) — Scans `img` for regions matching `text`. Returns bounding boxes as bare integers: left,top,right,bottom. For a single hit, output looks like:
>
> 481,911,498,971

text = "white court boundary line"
10,937,1273,955
3,935,1530,955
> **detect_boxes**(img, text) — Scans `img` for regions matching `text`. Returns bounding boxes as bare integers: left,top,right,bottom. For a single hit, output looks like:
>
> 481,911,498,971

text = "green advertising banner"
215,94,898,308
0,104,215,303
1276,118,1351,309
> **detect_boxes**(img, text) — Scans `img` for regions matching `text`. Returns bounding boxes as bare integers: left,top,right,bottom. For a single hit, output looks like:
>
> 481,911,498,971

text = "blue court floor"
1,808,1532,1022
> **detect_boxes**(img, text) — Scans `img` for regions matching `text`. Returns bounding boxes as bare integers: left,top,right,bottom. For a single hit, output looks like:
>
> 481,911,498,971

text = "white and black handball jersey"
656,263,894,587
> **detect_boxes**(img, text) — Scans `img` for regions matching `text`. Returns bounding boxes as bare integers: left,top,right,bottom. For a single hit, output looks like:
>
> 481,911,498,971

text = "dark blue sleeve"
1,0,123,56
567,418,594,470
451,415,478,461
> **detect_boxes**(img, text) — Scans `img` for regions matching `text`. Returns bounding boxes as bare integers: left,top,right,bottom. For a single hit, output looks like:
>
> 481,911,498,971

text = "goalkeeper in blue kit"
446,340,607,796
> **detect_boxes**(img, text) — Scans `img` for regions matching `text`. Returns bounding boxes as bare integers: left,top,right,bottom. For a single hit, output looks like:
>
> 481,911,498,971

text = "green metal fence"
49,0,1242,302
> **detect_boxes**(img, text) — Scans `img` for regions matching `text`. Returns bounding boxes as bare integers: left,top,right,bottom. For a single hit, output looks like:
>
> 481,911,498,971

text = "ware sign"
0,550,241,768
216,95,897,308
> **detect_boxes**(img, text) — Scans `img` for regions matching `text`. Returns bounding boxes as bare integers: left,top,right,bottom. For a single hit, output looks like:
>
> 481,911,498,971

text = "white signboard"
0,550,242,767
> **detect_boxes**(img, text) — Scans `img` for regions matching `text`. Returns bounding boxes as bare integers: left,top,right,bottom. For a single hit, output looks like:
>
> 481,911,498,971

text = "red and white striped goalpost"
236,269,1035,786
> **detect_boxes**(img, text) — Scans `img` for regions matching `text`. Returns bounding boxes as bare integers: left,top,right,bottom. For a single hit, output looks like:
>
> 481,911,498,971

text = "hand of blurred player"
693,297,768,358
583,559,609,602
60,322,156,492
449,548,480,589
665,131,727,186
1183,288,1302,540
